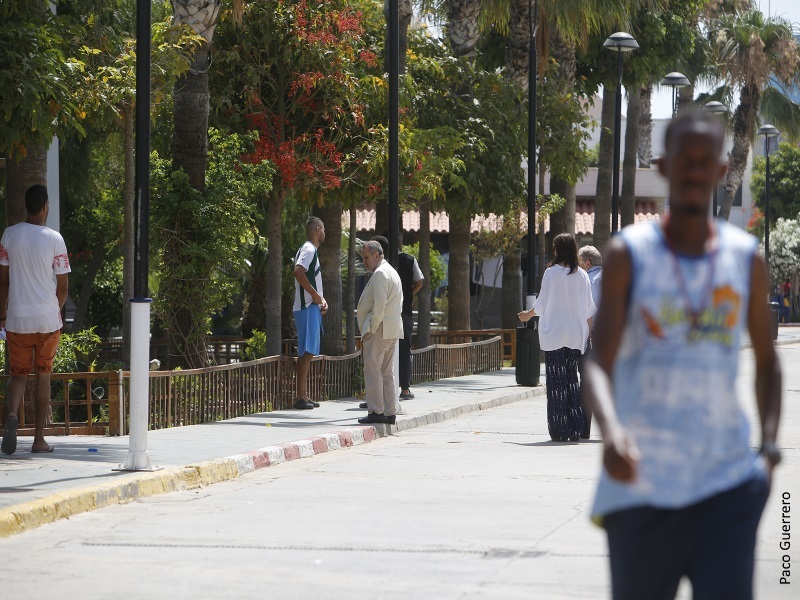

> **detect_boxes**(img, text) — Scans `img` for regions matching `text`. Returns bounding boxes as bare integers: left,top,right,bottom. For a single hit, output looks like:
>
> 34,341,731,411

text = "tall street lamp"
660,72,690,117
703,100,727,218
603,32,638,234
758,124,780,269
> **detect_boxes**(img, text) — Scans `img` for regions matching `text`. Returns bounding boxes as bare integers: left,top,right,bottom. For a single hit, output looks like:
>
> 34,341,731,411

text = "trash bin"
516,320,541,387
769,301,780,341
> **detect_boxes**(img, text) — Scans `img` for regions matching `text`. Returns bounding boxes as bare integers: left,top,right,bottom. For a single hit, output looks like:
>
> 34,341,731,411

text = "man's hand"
311,291,323,306
517,309,534,322
320,298,328,315
602,426,640,483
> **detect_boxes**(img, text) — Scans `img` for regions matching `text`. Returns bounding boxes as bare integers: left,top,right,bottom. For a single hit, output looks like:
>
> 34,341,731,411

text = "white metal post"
115,299,160,471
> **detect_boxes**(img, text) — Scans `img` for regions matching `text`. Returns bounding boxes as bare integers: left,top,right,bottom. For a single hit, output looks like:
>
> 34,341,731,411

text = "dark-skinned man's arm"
56,273,69,312
747,254,782,477
581,237,640,483
0,265,9,327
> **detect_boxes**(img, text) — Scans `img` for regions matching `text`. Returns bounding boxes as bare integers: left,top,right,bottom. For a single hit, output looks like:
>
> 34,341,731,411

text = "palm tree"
710,9,800,221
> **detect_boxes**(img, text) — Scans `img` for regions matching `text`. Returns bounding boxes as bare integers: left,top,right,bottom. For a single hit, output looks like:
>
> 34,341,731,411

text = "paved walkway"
0,368,545,535
1,328,797,538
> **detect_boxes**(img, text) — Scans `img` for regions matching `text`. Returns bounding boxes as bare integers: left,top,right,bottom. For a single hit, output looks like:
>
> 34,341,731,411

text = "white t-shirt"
0,222,71,334
293,241,323,312
532,264,596,352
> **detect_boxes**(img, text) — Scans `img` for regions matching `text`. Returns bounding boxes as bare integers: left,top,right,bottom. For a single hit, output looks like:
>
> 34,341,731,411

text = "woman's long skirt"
544,347,584,441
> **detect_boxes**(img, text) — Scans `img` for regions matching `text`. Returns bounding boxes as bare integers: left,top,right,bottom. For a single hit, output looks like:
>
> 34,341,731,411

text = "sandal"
2,415,18,455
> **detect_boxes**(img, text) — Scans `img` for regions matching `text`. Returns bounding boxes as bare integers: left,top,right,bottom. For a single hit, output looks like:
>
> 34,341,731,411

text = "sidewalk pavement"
0,368,545,538
2,328,797,539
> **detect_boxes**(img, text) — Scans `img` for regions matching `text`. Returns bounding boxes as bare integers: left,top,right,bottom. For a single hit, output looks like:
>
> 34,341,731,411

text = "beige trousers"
362,323,398,416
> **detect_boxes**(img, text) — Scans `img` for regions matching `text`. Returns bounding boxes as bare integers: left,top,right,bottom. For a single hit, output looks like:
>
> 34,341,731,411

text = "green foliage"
0,10,86,156
151,129,272,350
403,242,446,291
751,142,800,224
765,218,800,283
53,329,103,374
87,257,124,335
243,329,268,362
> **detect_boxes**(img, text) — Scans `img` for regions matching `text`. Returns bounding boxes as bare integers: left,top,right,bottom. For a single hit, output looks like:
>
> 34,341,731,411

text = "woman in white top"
519,233,596,441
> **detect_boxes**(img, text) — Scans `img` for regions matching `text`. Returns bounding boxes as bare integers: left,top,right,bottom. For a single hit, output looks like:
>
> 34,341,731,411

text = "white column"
46,137,60,231
116,299,160,471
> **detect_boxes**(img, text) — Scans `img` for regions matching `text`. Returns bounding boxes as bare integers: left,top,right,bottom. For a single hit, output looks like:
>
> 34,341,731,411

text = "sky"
647,0,800,118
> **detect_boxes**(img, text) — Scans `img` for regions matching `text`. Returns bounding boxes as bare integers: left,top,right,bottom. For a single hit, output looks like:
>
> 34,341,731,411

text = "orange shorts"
6,331,61,376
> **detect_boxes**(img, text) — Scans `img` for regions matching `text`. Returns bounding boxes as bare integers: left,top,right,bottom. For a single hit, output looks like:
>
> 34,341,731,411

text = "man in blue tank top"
582,111,782,600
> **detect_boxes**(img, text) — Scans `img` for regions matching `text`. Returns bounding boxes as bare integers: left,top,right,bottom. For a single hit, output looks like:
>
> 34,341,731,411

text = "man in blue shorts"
293,217,327,410
583,111,782,600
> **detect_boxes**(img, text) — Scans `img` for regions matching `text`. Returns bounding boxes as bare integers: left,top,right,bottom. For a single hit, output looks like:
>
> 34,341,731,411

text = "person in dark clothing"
372,234,423,399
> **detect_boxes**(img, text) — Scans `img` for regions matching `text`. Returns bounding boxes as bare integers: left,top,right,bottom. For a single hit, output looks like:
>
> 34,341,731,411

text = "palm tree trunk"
417,200,432,347
122,103,135,365
345,205,357,354
593,90,616,249
314,201,343,356
506,0,532,89
447,213,471,331
264,189,284,356
621,86,641,228
550,178,576,235
637,85,653,168
5,142,47,227
172,43,211,190
446,0,482,59
677,84,694,113
720,85,760,221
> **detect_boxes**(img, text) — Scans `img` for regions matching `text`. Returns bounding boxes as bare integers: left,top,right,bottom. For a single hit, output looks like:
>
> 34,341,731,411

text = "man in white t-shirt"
1,185,70,455
292,217,328,410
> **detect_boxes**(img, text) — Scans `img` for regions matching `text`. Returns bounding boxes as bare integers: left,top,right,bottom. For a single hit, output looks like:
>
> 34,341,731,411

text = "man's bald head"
663,110,725,158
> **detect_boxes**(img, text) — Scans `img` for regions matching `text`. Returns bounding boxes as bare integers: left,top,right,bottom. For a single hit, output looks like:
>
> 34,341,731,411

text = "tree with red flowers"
213,0,382,354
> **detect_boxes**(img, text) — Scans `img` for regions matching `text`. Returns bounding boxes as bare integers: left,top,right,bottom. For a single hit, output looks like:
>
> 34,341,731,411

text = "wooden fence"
1,336,502,437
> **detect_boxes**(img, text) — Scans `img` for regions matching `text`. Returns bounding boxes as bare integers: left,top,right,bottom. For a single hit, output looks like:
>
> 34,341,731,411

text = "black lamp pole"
388,0,399,268
703,101,728,218
528,0,538,294
757,124,779,270
604,33,638,234
134,0,150,297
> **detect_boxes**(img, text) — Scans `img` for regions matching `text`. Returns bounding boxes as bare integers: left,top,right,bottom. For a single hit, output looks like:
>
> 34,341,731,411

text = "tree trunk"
5,142,47,227
172,44,210,190
593,90,616,249
417,200,432,348
506,0,533,90
550,178,576,236
375,199,389,237
264,189,284,356
621,86,641,229
501,249,522,328
447,213,471,331
720,84,760,221
345,205,357,354
314,201,343,356
71,248,105,332
638,85,653,168
122,103,135,366
677,84,694,113
446,0,482,59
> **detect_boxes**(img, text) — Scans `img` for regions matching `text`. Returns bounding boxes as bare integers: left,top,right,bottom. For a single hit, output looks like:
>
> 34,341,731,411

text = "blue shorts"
294,304,322,357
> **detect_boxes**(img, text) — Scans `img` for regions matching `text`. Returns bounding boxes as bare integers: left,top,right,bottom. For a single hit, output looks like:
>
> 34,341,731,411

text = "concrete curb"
0,385,545,539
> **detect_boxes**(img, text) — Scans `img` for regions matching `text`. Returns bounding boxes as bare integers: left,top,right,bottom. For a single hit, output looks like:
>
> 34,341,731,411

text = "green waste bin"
516,320,541,387
769,301,780,341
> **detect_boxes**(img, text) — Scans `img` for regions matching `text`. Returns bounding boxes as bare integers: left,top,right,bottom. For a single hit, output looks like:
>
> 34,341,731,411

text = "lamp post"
703,101,727,218
758,124,780,268
660,72,690,117
387,0,399,267
516,0,541,388
603,32,638,235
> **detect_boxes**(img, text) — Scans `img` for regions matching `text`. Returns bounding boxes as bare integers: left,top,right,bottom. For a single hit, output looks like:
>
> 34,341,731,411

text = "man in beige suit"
357,240,404,425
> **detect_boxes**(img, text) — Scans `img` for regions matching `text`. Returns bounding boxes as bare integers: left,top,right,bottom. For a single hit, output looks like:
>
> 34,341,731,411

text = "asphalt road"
1,345,798,600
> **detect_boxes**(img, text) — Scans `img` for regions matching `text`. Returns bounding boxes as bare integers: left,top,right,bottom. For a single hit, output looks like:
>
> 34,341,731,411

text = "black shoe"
358,413,386,424
293,399,315,410
384,415,396,425
309,400,320,408
359,402,368,409
2,415,18,455
399,391,414,400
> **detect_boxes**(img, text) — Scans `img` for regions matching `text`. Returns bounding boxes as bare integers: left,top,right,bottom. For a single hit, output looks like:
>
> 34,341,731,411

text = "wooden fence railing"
2,336,502,437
